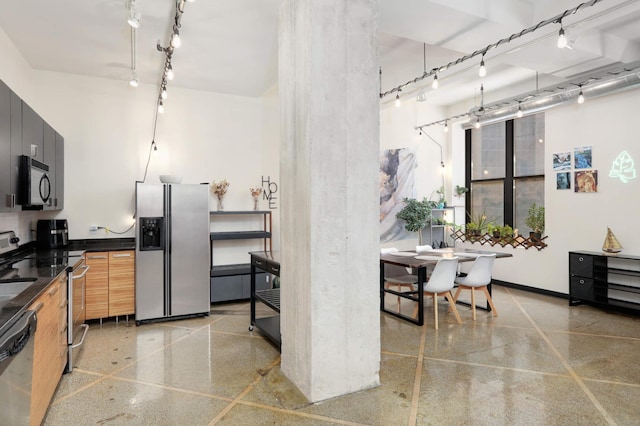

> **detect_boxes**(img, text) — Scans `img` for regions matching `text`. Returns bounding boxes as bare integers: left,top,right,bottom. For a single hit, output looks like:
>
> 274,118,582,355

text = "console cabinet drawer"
570,276,594,301
570,253,593,278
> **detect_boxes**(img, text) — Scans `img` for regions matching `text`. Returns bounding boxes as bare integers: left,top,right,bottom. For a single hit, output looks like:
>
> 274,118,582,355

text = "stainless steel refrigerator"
135,182,210,323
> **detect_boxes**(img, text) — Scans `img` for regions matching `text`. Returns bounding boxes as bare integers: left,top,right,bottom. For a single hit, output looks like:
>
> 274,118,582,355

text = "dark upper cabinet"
55,132,64,210
0,79,63,211
0,80,12,210
22,101,43,162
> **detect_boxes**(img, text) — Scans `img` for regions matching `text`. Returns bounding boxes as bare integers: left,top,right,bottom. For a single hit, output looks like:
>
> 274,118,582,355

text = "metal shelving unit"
429,207,455,248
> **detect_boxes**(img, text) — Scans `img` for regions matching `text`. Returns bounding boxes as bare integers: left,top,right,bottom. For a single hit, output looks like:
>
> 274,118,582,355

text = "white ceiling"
1,0,639,108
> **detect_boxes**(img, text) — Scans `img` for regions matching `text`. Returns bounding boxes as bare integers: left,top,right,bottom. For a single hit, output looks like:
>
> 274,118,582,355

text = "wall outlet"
89,225,99,232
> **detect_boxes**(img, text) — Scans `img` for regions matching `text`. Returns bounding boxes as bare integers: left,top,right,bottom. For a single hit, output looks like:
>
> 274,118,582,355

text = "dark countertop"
0,238,135,336
0,257,79,337
68,237,135,252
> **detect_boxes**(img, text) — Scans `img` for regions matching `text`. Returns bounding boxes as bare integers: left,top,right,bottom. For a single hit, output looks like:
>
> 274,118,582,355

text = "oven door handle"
72,265,90,279
71,324,89,349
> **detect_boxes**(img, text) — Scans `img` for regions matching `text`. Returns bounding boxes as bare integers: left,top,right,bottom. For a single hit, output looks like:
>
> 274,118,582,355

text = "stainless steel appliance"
0,310,37,426
36,219,69,248
18,155,51,208
135,182,210,324
66,256,89,372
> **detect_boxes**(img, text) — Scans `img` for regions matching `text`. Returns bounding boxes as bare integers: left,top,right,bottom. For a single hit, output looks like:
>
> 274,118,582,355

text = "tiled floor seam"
421,356,572,378
407,324,428,426
506,287,619,426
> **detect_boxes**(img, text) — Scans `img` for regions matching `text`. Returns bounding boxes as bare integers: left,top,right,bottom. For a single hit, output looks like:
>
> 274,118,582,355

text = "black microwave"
18,155,51,208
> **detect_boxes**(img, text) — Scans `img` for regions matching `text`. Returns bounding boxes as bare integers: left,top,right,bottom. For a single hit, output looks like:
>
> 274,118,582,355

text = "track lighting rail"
380,0,603,99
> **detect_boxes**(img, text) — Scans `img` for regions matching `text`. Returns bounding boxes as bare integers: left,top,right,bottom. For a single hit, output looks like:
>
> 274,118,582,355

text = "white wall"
0,26,280,265
456,88,640,293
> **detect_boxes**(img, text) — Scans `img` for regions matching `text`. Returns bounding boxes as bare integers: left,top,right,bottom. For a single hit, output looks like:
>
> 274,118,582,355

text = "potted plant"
435,186,446,208
455,185,469,198
525,203,545,240
487,223,502,239
500,224,514,240
396,197,437,245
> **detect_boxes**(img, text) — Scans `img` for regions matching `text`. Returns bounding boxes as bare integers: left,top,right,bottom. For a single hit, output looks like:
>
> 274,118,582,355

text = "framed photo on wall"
553,152,571,170
574,146,593,169
575,170,598,193
556,172,571,190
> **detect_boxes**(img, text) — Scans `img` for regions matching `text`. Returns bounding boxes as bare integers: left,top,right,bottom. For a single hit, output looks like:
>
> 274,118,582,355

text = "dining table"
380,247,513,326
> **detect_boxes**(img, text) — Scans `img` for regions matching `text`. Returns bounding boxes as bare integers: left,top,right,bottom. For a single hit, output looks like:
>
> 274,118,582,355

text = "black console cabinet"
569,251,640,314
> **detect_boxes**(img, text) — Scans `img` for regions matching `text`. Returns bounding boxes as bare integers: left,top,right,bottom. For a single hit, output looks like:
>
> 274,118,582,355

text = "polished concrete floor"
43,286,640,425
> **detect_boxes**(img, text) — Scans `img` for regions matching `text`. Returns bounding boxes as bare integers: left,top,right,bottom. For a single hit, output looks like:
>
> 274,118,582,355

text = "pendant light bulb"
395,93,401,108
577,89,585,104
516,103,523,118
171,30,181,48
479,56,487,77
129,70,139,87
432,74,439,89
444,121,449,132
557,27,567,49
158,100,164,114
475,118,481,129
166,65,174,81
161,87,167,99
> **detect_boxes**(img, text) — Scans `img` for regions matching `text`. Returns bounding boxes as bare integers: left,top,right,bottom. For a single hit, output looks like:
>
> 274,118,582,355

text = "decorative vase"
253,196,259,211
217,195,224,211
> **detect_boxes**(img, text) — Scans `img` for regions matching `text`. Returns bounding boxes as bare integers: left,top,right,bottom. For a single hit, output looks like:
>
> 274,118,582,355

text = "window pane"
514,177,544,234
471,181,504,226
514,113,545,177
471,122,505,180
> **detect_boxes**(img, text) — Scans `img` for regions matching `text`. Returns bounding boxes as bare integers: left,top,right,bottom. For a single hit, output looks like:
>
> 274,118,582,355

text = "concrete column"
279,0,381,402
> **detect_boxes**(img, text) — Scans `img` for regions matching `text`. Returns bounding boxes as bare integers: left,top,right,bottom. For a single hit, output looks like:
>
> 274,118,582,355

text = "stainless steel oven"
66,257,89,372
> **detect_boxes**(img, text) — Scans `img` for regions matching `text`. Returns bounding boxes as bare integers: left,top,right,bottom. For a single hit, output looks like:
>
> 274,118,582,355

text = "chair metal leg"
433,294,438,329
471,287,476,321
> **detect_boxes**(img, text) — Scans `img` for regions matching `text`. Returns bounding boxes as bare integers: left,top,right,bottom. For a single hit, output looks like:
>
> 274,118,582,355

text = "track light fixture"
432,73,439,89
577,86,585,104
557,19,567,49
127,0,141,28
171,27,181,48
129,70,139,87
479,54,486,77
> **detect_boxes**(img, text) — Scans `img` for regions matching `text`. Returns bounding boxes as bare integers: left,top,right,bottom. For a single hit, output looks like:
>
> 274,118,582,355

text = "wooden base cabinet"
85,250,135,320
108,251,135,317
29,273,67,426
85,252,109,320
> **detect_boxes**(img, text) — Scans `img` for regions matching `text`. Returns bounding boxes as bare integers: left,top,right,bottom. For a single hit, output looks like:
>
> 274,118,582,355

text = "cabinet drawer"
570,276,594,301
265,261,280,276
570,253,594,278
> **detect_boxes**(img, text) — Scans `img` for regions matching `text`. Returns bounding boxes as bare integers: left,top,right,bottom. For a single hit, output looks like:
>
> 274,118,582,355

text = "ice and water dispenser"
139,217,164,251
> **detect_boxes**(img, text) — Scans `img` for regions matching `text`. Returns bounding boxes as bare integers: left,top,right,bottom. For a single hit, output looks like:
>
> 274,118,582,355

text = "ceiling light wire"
380,0,605,99
129,27,138,87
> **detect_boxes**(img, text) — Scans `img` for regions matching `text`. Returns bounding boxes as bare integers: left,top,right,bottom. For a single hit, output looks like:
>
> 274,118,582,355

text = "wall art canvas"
380,147,416,243
574,146,593,169
556,172,571,190
553,152,571,170
575,170,598,193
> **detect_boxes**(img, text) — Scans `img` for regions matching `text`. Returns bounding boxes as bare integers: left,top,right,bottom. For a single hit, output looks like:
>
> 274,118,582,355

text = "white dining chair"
412,257,462,329
452,253,498,320
381,248,418,313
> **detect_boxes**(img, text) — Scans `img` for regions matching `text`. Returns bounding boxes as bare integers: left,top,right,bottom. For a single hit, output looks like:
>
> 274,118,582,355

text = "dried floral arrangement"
250,187,262,197
210,179,230,198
